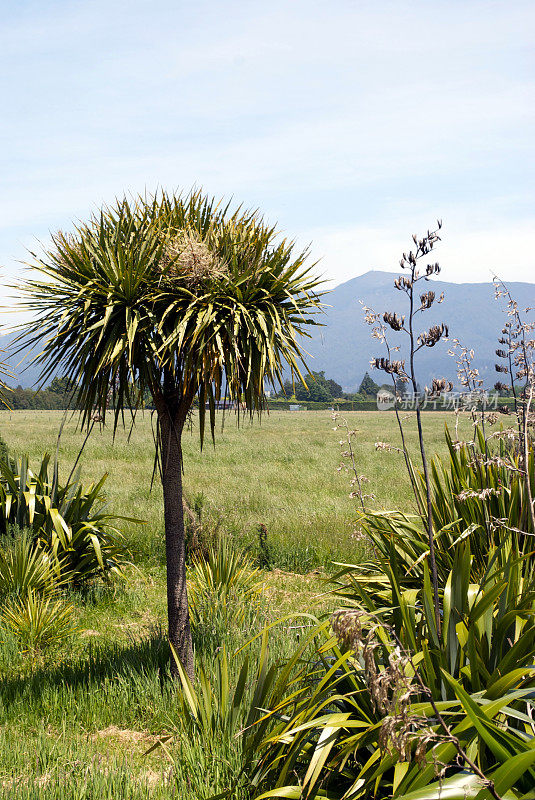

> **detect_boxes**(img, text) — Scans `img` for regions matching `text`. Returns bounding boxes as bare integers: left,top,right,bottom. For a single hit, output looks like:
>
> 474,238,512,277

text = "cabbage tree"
16,191,323,676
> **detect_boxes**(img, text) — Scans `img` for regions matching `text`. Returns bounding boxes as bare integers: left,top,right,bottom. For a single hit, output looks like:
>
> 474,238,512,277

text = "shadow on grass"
0,628,171,709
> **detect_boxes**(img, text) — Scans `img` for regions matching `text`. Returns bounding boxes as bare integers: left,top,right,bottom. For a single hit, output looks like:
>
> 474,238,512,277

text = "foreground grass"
0,409,475,797
0,572,324,799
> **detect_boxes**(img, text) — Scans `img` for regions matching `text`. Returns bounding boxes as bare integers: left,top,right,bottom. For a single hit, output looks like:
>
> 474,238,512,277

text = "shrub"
0,589,78,652
188,539,262,648
256,256,535,798
416,423,535,551
159,647,270,798
253,534,535,799
250,417,535,798
150,628,320,799
345,424,535,590
0,454,133,586
0,530,60,599
188,539,261,606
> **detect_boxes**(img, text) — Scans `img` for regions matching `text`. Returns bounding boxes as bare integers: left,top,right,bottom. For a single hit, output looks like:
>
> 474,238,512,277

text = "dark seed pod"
420,291,435,309
383,311,404,331
426,377,453,398
419,323,448,348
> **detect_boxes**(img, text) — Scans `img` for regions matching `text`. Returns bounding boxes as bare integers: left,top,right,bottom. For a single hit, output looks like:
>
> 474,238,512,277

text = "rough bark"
158,407,194,680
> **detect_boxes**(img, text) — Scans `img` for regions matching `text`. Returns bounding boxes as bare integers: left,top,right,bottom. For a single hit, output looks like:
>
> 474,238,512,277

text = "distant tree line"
275,371,383,402
6,371,519,411
5,377,76,410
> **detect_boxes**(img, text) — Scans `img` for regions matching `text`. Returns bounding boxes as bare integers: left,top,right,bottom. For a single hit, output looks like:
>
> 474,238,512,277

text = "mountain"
303,271,535,392
1,271,534,391
0,332,46,389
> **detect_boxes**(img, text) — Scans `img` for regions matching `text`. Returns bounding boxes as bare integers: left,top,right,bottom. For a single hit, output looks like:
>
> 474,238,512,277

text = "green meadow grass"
0,408,476,798
0,408,473,571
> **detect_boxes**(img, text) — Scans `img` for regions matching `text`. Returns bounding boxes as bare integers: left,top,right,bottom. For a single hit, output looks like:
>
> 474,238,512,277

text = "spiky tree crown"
17,191,324,441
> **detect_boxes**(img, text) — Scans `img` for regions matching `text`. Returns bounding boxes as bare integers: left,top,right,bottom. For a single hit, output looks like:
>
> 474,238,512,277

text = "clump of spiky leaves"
189,539,261,603
0,530,61,599
0,529,77,654
342,423,535,592
0,454,132,587
147,643,274,799
253,532,535,800
0,589,78,652
188,540,262,646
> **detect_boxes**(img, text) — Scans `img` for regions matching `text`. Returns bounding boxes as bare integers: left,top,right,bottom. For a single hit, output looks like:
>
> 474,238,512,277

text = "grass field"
0,408,475,798
0,408,473,570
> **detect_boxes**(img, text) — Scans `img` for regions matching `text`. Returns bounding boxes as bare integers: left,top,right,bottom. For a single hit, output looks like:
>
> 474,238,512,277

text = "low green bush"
351,424,535,589
0,454,133,586
154,646,272,799
0,530,61,599
253,535,535,798
188,539,263,650
1,589,78,653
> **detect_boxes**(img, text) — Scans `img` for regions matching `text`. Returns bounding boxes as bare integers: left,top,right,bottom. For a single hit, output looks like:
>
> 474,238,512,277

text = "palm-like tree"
17,191,323,676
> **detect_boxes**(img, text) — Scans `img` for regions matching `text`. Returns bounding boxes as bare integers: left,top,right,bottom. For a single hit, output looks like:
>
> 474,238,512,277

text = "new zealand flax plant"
14,190,324,677
252,531,535,800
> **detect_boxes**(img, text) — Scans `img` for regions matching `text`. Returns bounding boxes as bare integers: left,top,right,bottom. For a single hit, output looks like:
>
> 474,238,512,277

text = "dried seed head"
425,378,453,398
420,291,435,309
418,323,448,348
332,610,445,768
383,311,404,331
394,276,413,292
160,230,227,288
373,357,408,380
457,487,500,501
425,262,441,276
331,609,363,651
375,441,403,453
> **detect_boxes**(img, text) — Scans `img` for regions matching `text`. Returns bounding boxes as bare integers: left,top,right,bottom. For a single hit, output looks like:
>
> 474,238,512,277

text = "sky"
1,0,534,325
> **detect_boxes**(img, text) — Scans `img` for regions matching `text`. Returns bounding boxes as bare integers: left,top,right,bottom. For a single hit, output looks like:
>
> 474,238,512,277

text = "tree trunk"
158,408,194,680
